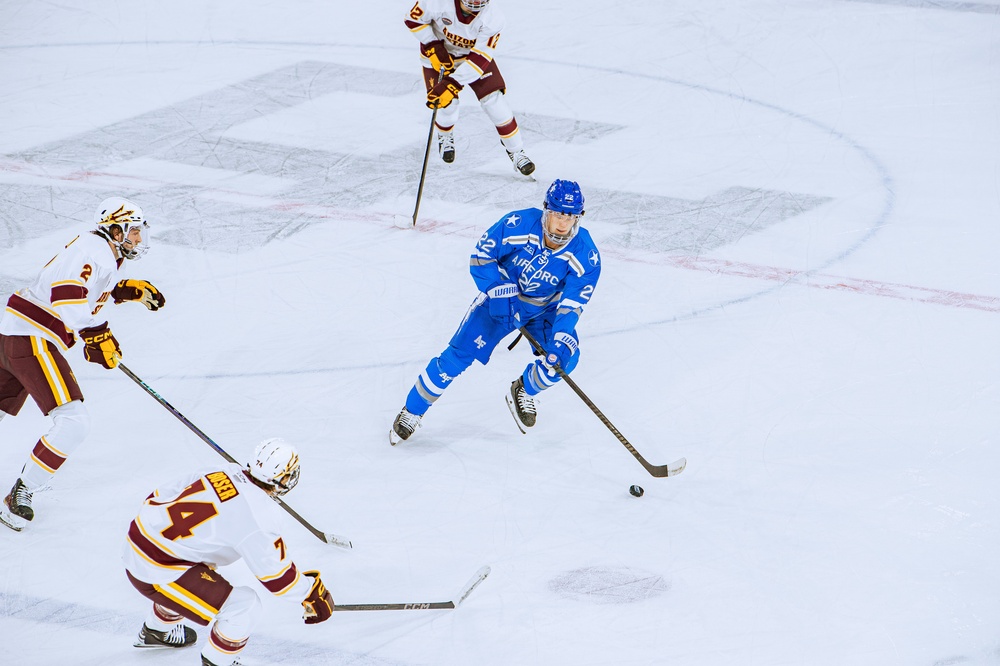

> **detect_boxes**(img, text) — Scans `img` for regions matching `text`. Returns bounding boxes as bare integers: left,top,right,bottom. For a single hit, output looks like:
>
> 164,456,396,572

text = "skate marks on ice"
1,59,829,257
548,566,670,605
596,186,831,255
0,591,407,665
844,0,1000,14
0,61,616,251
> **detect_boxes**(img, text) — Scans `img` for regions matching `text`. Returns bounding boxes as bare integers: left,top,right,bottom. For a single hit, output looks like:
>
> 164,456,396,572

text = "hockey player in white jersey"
0,197,165,531
405,0,535,175
124,439,335,666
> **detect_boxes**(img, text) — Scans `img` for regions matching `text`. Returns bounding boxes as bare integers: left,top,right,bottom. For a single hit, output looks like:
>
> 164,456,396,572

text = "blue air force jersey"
470,207,601,335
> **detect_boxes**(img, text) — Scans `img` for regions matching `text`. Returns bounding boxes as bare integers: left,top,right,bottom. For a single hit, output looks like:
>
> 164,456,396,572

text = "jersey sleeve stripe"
259,562,300,595
557,252,586,277
502,234,540,246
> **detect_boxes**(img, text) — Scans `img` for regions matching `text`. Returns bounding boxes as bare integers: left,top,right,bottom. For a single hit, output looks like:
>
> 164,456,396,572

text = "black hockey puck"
629,484,644,497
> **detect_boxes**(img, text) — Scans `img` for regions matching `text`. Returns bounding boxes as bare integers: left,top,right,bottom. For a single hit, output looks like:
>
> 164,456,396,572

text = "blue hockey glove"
486,283,521,329
544,331,578,369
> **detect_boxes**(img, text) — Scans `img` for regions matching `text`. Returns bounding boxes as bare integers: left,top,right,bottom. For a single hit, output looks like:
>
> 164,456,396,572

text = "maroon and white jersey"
405,0,506,87
123,464,315,604
0,232,121,350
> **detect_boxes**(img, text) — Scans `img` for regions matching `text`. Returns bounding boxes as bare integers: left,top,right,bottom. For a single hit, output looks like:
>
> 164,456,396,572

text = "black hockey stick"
333,565,490,612
517,328,687,478
118,363,353,549
412,66,447,227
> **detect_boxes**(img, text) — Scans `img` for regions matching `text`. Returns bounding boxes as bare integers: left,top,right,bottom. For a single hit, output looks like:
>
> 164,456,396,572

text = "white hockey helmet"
247,438,301,496
460,0,489,12
93,196,150,260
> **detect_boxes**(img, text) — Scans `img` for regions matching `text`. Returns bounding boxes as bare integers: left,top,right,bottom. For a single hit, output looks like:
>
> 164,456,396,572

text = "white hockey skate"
438,131,455,163
505,377,537,433
134,622,197,649
389,407,423,445
0,478,33,531
507,149,535,176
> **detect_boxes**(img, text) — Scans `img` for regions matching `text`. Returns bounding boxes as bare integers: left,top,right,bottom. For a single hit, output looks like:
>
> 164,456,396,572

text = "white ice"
1,1,998,664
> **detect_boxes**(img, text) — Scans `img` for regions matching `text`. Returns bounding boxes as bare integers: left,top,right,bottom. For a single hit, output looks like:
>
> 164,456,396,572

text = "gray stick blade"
325,533,353,549
455,565,491,607
668,457,687,476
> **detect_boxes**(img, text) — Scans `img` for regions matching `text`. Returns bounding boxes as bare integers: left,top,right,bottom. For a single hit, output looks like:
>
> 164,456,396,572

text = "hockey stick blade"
332,565,491,612
515,328,686,480
647,456,687,478
455,565,491,607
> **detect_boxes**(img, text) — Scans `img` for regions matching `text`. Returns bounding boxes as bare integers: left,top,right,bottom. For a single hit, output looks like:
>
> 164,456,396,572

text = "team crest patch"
206,471,239,502
589,250,600,266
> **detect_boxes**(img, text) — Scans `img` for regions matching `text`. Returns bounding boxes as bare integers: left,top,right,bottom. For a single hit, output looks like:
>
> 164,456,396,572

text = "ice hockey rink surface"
1,0,998,664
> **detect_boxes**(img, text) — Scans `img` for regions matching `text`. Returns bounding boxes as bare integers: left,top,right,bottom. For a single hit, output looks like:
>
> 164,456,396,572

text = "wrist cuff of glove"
487,283,518,299
553,331,578,354
79,322,111,342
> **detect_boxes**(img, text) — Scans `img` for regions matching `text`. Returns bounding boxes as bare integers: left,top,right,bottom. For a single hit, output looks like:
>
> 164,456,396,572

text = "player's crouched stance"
390,179,600,444
123,439,334,666
0,197,165,531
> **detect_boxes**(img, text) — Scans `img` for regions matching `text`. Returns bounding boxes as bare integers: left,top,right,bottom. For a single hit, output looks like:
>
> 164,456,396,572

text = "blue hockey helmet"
544,179,585,216
542,180,585,247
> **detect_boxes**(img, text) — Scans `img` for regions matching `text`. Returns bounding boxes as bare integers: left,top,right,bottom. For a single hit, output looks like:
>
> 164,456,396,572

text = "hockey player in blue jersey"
389,179,601,444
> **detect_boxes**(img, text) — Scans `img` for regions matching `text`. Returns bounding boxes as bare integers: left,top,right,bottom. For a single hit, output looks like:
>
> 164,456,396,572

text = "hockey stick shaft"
332,565,490,612
118,363,353,548
517,329,685,478
411,67,446,227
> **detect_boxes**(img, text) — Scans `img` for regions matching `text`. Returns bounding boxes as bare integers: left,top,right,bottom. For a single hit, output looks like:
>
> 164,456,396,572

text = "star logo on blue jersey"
589,250,600,266
504,214,520,227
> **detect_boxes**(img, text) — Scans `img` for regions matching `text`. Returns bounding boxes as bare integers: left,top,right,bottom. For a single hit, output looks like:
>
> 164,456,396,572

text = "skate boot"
438,131,456,163
389,407,423,446
506,149,535,176
505,377,537,432
0,478,34,531
134,622,197,648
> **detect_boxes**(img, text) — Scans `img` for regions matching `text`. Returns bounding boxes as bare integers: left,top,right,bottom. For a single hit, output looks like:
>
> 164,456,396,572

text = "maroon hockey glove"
422,40,455,75
426,76,462,109
111,279,166,311
79,322,121,369
301,570,334,624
